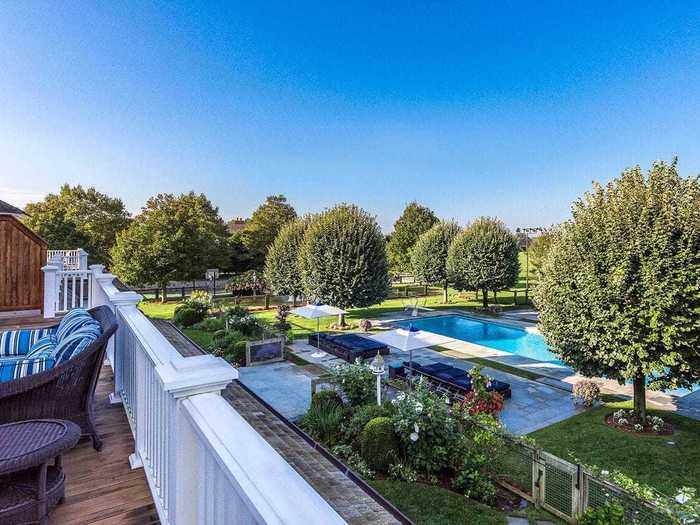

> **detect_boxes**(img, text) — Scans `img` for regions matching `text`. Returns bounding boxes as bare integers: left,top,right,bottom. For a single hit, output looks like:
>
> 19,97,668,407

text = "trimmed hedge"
360,417,399,472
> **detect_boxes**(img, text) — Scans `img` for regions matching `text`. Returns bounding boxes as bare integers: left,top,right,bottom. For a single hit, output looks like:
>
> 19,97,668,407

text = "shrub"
577,501,625,525
301,401,345,446
391,380,457,475
189,289,212,307
388,462,418,483
224,304,248,318
360,417,399,472
459,366,504,416
344,403,392,445
275,304,291,330
453,466,497,505
359,319,372,332
573,380,601,408
210,329,246,365
173,306,205,327
311,390,344,411
191,316,226,332
224,340,248,366
227,314,261,336
329,361,375,406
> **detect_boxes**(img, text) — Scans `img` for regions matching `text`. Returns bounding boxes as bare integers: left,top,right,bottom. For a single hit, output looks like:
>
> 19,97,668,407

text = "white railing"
88,264,345,525
56,269,92,313
47,248,87,270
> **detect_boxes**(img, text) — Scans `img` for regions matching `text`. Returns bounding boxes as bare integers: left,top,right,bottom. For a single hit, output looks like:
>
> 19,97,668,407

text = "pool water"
397,315,563,364
398,315,697,396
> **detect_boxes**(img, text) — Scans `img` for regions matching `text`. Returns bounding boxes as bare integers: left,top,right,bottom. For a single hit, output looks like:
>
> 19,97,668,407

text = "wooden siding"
0,215,47,312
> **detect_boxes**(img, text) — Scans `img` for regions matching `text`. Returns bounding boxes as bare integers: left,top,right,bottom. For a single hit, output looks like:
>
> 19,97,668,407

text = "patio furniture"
0,306,117,450
0,419,80,525
308,332,390,363
396,361,512,399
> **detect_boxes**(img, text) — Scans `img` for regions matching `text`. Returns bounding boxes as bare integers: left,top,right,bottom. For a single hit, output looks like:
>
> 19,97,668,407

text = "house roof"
0,199,25,216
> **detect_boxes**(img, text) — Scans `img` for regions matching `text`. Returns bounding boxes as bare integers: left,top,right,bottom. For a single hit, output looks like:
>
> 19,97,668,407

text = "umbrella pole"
409,348,413,392
317,318,320,349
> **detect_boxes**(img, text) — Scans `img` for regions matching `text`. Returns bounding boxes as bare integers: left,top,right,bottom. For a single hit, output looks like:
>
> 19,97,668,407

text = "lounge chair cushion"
27,335,58,357
330,334,386,352
0,327,56,358
434,368,469,381
421,363,452,374
0,351,56,382
53,325,102,365
56,308,96,342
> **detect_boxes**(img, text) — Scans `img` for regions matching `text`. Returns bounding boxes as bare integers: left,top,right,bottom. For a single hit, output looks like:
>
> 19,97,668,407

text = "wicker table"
0,419,80,525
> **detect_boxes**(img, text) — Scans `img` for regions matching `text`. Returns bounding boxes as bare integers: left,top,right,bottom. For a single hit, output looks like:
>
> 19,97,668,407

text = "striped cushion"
27,335,58,357
0,351,56,382
0,327,57,358
53,325,101,365
56,309,95,342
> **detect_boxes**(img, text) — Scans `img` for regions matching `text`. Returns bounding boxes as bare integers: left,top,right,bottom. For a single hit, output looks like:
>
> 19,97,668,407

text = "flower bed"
606,409,674,436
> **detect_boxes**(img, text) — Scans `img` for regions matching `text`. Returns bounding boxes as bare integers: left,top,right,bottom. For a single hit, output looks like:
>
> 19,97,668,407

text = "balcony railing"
41,262,344,525
47,248,87,270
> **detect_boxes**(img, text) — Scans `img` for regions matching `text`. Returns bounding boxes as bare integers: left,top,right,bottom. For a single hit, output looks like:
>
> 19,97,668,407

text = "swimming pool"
397,315,697,396
397,314,563,364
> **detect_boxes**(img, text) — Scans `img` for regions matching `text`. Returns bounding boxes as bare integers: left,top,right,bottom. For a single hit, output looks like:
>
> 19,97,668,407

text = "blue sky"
1,2,699,231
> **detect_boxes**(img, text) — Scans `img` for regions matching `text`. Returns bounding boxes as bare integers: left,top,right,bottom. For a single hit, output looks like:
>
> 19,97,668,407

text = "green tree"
387,202,438,273
264,217,310,305
299,204,389,325
110,192,230,302
533,160,700,420
240,195,297,269
411,221,461,303
23,184,130,265
527,231,554,278
447,217,519,308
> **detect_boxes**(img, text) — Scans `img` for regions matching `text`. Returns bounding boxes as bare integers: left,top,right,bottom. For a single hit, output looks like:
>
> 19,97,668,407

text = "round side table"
0,419,80,525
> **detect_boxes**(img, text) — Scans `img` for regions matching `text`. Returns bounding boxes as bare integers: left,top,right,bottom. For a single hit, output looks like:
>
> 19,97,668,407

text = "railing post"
158,356,237,525
41,263,58,318
77,248,88,270
109,292,144,407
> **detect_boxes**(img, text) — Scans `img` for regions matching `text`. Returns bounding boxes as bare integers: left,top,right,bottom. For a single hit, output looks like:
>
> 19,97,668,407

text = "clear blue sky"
1,2,699,231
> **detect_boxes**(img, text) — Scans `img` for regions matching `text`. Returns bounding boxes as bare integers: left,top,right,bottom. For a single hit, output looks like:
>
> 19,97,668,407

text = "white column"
41,264,58,318
77,248,89,270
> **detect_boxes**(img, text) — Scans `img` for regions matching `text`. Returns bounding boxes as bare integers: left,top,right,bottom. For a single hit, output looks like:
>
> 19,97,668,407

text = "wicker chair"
0,306,117,451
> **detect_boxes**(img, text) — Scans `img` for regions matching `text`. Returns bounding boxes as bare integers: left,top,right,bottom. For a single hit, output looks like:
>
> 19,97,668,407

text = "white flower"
601,470,609,476
410,432,419,442
414,402,424,414
414,423,420,433
618,418,628,425
396,392,406,401
676,491,691,505
634,424,643,432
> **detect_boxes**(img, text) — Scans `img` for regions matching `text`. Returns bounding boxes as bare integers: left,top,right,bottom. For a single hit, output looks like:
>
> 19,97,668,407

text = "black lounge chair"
308,332,390,363
398,360,512,399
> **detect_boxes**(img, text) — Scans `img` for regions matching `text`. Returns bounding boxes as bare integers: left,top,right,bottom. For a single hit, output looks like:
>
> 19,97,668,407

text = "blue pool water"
398,315,697,396
397,315,563,364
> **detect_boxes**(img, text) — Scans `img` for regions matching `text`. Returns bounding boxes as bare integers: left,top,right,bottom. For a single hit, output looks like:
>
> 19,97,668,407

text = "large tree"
527,231,554,279
240,195,297,269
387,201,438,273
411,221,461,303
447,217,519,308
299,204,389,324
533,160,700,420
110,192,230,301
264,217,310,305
23,184,130,265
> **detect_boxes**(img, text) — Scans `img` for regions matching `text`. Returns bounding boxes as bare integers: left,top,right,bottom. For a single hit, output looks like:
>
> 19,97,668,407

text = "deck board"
48,365,159,525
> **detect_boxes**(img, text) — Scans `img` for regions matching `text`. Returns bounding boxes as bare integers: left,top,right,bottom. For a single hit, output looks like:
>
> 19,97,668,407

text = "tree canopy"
23,184,130,265
387,201,438,273
527,231,555,278
299,204,389,314
264,217,310,303
533,160,700,419
411,221,461,302
447,217,519,307
110,192,229,300
239,195,297,269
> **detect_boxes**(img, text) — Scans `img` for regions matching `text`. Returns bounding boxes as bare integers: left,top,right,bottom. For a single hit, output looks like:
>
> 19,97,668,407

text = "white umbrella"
369,324,430,389
290,302,346,358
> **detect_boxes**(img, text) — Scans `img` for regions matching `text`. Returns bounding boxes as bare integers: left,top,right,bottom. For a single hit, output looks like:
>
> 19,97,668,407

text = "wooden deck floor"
48,365,159,525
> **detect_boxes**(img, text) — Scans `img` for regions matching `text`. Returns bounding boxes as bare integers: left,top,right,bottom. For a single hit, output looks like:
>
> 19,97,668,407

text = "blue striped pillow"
56,309,95,342
27,335,57,357
0,351,56,382
0,327,56,357
53,325,101,365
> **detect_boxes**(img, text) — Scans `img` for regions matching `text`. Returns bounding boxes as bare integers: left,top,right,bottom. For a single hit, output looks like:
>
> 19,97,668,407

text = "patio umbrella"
369,324,431,389
290,302,346,358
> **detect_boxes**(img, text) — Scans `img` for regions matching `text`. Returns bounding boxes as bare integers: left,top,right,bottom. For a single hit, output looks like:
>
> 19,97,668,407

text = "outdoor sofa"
0,306,117,450
395,361,512,399
308,332,390,363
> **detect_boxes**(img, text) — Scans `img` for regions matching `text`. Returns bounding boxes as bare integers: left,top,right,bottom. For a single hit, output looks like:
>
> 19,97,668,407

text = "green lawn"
528,400,700,495
369,480,506,525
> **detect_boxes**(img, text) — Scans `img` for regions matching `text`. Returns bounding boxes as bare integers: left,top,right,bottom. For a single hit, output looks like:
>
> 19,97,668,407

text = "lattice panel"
491,440,535,498
585,476,672,525
542,454,576,518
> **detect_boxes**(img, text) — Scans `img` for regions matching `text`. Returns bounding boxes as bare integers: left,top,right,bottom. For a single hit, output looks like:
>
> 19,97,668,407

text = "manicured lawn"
528,400,700,495
182,328,214,349
369,480,506,525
